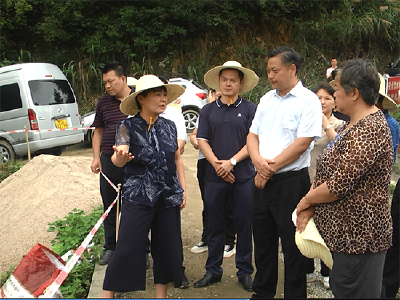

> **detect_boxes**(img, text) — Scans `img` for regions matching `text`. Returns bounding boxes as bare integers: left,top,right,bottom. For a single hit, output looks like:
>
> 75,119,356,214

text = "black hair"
219,68,244,82
331,68,339,80
102,62,127,77
337,59,380,106
135,86,168,111
313,81,335,97
157,75,168,84
267,46,302,74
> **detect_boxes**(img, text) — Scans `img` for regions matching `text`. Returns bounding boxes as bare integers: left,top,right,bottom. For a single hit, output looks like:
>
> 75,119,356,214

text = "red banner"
387,76,400,105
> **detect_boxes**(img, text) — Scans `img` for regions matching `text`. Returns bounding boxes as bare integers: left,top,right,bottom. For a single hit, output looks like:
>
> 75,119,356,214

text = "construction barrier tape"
0,127,95,136
41,171,119,298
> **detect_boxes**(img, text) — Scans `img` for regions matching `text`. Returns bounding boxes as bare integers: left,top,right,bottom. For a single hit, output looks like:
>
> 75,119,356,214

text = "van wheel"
0,140,15,163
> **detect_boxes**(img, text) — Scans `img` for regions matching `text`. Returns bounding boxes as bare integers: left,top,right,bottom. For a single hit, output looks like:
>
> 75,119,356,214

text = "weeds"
0,160,24,183
47,206,105,298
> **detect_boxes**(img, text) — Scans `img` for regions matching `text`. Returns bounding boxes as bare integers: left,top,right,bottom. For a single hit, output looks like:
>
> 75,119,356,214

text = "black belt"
267,167,308,181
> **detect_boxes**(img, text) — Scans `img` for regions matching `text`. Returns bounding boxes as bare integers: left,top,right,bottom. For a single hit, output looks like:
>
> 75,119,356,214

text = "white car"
168,78,208,132
81,111,95,142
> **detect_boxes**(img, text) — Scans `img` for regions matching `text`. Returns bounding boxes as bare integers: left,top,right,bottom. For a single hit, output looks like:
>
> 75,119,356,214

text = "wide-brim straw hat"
379,73,398,113
120,75,185,115
292,209,333,270
204,61,259,94
127,76,138,87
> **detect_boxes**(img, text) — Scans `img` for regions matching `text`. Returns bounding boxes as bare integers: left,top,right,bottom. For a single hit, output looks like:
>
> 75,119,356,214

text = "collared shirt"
197,96,256,183
92,91,132,155
129,105,187,143
249,81,322,174
115,113,183,208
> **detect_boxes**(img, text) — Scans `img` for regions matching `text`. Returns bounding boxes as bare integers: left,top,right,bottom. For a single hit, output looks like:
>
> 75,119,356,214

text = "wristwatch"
230,158,237,166
324,125,332,132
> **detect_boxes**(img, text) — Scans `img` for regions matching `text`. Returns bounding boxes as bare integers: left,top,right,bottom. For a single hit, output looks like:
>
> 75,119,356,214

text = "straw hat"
378,73,398,112
292,209,333,270
127,76,137,87
204,61,259,94
120,75,185,115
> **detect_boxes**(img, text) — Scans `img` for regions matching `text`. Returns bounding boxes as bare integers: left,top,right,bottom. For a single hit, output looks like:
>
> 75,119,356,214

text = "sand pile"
0,154,101,274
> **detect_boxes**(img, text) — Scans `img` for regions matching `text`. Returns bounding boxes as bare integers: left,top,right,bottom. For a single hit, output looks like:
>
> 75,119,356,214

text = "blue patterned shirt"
115,113,183,208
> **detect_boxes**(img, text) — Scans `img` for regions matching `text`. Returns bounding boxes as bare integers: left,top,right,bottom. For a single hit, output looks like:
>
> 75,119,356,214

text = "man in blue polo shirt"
194,61,259,292
90,62,132,265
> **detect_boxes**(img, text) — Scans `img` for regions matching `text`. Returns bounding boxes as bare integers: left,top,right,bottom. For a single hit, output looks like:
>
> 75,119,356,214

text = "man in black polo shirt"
90,62,132,265
194,61,259,291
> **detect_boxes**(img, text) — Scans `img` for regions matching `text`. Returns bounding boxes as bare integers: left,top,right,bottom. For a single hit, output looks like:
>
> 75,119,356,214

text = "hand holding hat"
292,209,333,270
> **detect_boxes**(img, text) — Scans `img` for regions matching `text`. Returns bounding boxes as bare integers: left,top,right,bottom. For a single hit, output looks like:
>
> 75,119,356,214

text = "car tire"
87,129,94,143
0,140,16,163
182,107,200,132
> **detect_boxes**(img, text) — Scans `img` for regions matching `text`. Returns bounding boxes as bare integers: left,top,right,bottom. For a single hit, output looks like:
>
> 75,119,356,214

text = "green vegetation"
47,206,104,298
0,160,24,183
1,0,399,109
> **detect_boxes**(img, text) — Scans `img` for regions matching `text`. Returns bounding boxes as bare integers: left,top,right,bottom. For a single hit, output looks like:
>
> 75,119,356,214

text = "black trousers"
331,251,386,298
252,168,309,299
382,178,400,298
100,152,125,251
205,178,254,277
197,158,236,246
103,197,183,292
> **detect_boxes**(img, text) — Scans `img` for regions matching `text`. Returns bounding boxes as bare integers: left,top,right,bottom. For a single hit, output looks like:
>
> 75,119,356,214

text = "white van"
0,63,84,162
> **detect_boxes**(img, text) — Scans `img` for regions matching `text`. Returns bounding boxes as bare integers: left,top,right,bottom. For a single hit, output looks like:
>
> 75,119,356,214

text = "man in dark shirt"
194,61,258,292
90,62,132,265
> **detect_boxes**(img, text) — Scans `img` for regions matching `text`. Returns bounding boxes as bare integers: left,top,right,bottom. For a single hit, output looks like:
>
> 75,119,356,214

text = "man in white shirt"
326,58,338,79
247,47,322,299
161,104,187,154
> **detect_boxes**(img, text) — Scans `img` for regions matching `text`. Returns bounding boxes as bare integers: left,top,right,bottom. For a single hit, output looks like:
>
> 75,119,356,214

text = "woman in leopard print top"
296,59,393,298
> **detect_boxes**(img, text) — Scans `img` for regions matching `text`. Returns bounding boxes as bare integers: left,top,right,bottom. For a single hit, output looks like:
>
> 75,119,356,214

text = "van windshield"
28,80,76,105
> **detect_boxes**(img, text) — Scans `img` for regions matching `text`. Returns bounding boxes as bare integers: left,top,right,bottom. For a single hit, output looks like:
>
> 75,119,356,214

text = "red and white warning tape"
41,171,119,298
0,127,95,137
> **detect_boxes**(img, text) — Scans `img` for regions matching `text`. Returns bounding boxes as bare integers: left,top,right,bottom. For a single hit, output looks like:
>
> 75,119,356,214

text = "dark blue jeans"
204,178,254,278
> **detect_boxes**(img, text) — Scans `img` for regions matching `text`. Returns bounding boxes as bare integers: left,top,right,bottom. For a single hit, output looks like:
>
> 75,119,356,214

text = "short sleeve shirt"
249,81,322,173
197,96,256,182
115,113,183,208
314,110,393,254
91,93,130,155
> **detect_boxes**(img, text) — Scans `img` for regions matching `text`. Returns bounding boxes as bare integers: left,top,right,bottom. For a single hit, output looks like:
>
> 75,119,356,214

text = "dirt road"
61,142,286,298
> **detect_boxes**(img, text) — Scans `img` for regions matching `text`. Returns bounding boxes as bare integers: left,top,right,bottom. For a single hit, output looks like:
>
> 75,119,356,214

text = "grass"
0,160,25,183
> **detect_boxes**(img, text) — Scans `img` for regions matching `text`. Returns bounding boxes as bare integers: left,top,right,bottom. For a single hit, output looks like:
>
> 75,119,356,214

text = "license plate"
55,119,68,129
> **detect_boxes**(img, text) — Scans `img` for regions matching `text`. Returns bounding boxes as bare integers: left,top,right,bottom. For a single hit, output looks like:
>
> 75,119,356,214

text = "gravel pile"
0,154,101,275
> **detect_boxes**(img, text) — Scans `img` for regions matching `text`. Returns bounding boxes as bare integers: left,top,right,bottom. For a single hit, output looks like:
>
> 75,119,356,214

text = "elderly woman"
306,82,345,288
102,75,186,298
296,59,393,298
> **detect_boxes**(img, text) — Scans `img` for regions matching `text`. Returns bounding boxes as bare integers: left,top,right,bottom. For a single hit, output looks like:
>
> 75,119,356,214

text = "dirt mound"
0,154,101,274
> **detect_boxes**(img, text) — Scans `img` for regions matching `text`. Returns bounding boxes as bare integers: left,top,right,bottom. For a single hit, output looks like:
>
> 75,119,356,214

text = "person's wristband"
324,125,332,132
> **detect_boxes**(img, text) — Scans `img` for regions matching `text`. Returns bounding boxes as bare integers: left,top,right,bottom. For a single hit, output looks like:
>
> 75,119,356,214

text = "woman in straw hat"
296,59,393,298
102,75,186,298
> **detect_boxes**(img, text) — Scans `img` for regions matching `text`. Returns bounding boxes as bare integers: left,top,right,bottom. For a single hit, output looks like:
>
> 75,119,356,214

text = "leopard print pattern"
314,110,393,254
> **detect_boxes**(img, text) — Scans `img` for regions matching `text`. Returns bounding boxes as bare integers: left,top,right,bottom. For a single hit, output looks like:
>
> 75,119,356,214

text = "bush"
47,206,105,298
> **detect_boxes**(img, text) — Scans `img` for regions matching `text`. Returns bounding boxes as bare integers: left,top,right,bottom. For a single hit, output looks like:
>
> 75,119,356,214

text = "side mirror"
388,62,394,68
